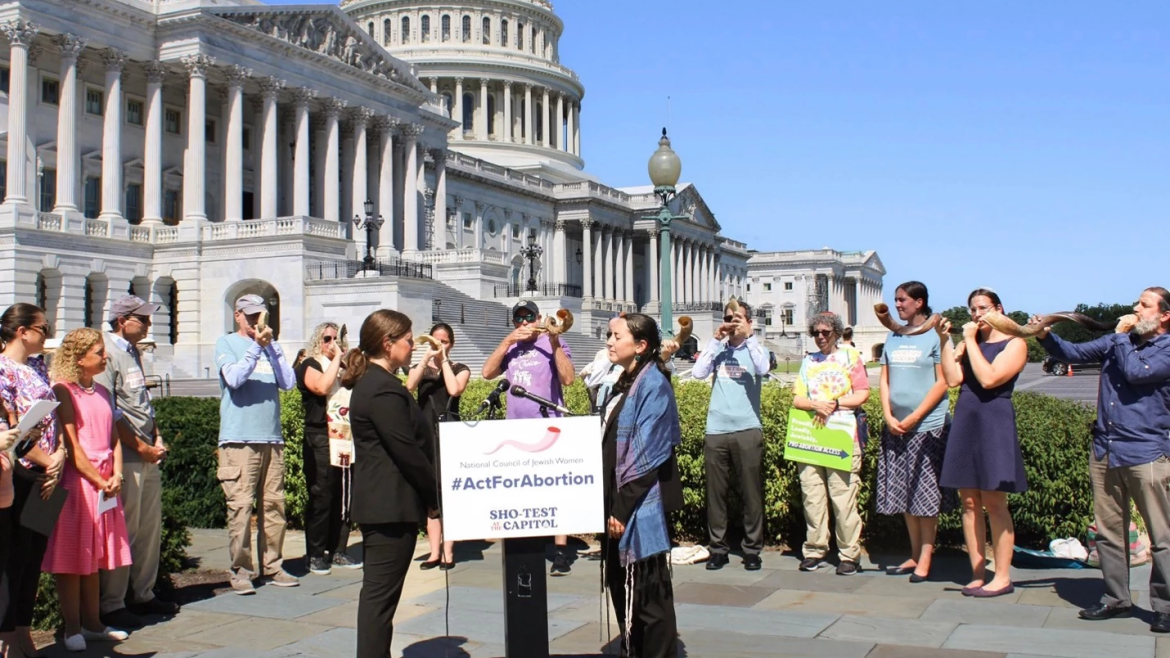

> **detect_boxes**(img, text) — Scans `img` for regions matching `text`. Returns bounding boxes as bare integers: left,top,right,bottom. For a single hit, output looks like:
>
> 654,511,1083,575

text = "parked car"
1042,356,1101,377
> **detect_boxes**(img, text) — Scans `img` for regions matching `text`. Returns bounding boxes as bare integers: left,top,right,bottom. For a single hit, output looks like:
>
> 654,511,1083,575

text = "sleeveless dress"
940,338,1028,493
41,382,132,575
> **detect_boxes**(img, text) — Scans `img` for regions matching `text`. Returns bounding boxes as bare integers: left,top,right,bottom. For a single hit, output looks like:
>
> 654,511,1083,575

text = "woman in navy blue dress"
939,289,1028,598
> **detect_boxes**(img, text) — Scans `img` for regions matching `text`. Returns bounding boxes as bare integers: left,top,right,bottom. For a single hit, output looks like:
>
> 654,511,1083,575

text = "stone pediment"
673,184,721,233
863,251,886,275
208,6,429,96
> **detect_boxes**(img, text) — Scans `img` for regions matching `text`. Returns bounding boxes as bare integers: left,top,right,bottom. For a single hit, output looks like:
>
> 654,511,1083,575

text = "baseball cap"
108,295,161,321
235,294,267,315
511,300,540,319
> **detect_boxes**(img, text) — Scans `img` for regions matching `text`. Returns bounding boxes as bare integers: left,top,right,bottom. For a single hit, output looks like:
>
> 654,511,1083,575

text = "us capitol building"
0,0,887,379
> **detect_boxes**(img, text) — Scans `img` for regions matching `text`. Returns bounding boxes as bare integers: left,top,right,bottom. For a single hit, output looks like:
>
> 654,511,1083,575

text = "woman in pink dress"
43,328,132,652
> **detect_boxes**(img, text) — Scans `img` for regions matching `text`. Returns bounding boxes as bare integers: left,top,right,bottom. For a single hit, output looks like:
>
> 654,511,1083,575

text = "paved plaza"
30,528,1169,658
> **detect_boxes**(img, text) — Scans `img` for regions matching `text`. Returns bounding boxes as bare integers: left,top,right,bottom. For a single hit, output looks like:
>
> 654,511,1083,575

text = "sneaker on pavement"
80,626,129,641
230,576,256,595
99,607,144,630
265,570,300,587
550,552,571,576
308,556,332,575
799,557,829,572
332,552,363,570
129,597,180,616
836,560,861,576
63,633,87,652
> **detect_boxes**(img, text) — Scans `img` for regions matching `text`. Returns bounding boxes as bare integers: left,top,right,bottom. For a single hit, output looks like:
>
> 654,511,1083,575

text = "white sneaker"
63,634,87,652
81,626,129,641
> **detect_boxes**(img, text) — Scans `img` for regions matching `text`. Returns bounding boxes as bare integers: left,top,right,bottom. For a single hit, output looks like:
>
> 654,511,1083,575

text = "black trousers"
356,522,418,658
303,432,350,560
2,464,50,631
602,534,677,658
704,428,765,555
0,507,10,621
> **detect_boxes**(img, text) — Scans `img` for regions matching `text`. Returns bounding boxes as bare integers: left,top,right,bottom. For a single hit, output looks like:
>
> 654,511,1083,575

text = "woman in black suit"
342,310,438,658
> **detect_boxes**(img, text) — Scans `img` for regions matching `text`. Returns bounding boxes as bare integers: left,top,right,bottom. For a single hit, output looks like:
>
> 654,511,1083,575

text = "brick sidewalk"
38,528,1169,658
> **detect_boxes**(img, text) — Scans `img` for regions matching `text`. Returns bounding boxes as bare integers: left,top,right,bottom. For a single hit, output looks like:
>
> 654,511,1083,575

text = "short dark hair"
727,300,753,321
842,327,854,341
429,322,456,347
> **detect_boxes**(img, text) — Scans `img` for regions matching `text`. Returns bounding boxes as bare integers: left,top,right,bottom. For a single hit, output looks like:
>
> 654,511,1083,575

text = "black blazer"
349,363,439,525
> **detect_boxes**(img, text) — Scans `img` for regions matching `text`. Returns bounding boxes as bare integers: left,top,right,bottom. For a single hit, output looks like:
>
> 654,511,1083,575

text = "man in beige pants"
215,294,298,594
1036,287,1170,633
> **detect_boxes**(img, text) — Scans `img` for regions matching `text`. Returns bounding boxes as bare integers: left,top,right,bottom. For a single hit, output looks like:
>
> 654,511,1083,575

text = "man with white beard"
1034,287,1170,633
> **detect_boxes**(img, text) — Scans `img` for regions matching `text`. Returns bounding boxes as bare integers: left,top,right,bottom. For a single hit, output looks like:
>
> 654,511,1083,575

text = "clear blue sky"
267,1,1167,313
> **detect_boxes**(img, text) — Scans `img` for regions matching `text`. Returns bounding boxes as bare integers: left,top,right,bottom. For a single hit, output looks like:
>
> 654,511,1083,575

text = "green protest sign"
783,408,855,470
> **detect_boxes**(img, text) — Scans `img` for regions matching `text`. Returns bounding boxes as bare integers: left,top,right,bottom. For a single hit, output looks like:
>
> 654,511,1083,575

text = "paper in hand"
16,400,59,441
98,490,119,515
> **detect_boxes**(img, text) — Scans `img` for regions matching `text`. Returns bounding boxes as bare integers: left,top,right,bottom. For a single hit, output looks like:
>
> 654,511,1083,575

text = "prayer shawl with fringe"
615,364,681,567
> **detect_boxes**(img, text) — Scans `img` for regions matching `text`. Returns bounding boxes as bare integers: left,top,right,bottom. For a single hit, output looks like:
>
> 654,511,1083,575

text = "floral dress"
0,354,59,467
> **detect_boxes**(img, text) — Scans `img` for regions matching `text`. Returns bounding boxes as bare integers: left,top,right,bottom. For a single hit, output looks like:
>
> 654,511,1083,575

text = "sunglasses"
514,313,536,323
811,330,835,338
130,315,152,324
323,335,335,343
723,315,738,323
29,323,53,338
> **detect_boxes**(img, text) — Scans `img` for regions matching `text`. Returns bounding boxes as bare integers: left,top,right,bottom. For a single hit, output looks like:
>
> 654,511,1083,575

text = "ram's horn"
338,324,349,352
726,297,740,314
874,303,943,336
982,311,1116,338
542,308,574,335
415,334,441,350
676,316,693,345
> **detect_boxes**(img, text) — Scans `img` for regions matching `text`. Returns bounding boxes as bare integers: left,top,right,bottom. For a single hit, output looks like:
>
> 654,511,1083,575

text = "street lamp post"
643,128,684,336
519,229,543,294
354,198,384,273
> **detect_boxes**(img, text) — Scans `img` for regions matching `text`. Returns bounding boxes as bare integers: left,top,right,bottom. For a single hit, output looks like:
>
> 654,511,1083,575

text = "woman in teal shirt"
878,281,952,582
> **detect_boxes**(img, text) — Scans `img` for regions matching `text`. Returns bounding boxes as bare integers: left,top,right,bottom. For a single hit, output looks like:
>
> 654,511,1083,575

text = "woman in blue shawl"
600,313,682,658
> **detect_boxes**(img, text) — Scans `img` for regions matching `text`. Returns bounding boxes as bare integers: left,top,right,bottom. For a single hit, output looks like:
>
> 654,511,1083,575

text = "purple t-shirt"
502,334,572,419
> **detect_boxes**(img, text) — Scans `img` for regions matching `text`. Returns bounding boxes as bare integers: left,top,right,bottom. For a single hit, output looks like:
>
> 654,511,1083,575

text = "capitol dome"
342,0,586,182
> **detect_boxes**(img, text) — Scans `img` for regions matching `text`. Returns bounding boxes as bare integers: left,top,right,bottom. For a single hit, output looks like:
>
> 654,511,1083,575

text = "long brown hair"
0,303,45,349
612,313,669,396
340,309,412,388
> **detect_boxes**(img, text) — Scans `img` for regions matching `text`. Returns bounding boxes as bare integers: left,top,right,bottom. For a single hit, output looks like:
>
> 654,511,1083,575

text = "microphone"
511,385,573,416
476,379,510,415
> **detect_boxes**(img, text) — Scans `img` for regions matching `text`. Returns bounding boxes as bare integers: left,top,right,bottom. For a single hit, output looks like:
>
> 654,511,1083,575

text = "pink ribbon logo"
483,426,562,455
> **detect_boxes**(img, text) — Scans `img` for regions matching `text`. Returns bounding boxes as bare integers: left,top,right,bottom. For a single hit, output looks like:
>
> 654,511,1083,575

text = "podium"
438,416,604,658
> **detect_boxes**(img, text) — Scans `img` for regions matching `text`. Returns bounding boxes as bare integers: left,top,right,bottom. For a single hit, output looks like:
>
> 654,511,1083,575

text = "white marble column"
541,87,550,148
98,49,127,220
433,149,446,250
473,201,484,250
573,103,580,156
624,231,634,303
376,116,396,251
222,66,250,221
614,230,625,302
452,77,464,140
503,81,512,143
581,219,594,298
523,84,533,145
142,61,165,224
258,76,284,219
699,246,709,303
648,227,659,304
51,35,85,214
182,54,214,222
291,88,315,217
553,219,566,283
401,123,423,251
322,97,345,222
592,223,604,300
346,107,369,228
477,78,488,141
428,77,437,95
555,93,564,151
311,116,326,217
671,235,680,304
566,99,576,158
2,21,37,206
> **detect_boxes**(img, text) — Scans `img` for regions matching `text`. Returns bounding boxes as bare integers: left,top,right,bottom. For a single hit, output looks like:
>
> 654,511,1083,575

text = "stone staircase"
429,280,609,375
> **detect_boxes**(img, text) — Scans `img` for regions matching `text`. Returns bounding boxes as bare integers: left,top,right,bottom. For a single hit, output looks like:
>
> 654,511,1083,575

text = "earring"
635,354,642,362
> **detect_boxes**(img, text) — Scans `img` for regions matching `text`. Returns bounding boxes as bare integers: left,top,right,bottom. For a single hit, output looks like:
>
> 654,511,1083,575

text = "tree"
941,306,971,326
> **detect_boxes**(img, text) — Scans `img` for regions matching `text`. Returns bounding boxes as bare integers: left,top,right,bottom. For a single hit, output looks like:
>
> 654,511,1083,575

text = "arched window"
531,26,537,53
83,275,95,328
535,103,543,142
500,19,508,47
35,272,46,310
367,21,373,35
482,17,490,44
441,15,451,42
421,15,430,42
517,21,524,50
383,19,391,45
462,93,475,132
401,16,410,44
462,15,471,42
169,281,179,345
442,92,453,118
487,94,496,136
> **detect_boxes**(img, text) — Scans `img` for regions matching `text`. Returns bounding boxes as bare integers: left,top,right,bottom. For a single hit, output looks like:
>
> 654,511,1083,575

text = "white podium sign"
438,416,605,542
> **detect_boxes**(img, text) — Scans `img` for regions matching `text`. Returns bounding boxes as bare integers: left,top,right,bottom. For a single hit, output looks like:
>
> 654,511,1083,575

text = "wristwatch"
833,399,840,413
